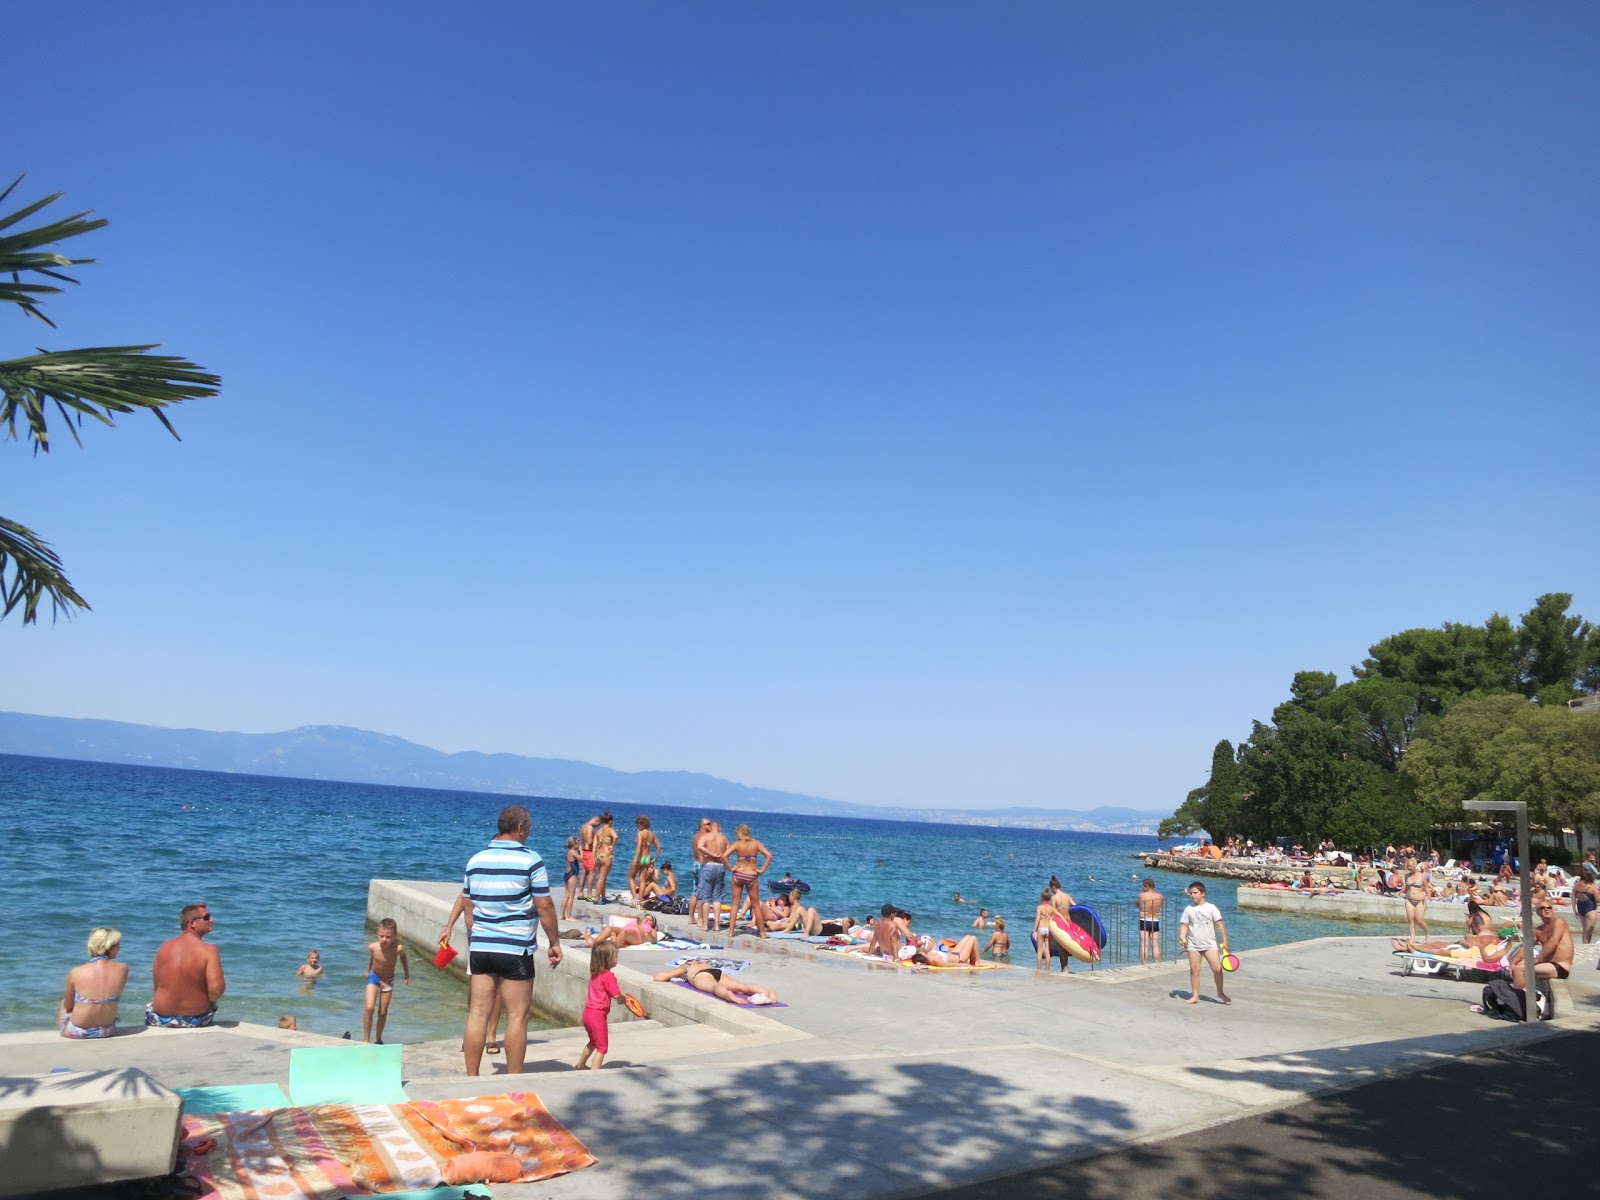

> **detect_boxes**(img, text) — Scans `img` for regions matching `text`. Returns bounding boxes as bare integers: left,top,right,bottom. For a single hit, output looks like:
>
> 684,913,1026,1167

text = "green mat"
379,1189,491,1200
176,1083,290,1114
288,1043,409,1106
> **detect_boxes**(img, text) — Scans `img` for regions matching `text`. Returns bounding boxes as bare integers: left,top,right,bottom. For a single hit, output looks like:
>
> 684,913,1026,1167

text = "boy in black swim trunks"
1137,878,1164,966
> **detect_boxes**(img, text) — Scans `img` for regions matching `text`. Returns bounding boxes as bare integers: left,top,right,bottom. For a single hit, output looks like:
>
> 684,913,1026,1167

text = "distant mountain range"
0,710,1167,834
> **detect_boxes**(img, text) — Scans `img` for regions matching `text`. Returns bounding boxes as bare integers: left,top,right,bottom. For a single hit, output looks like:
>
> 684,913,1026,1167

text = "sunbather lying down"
654,961,778,1005
1391,936,1514,962
585,915,659,948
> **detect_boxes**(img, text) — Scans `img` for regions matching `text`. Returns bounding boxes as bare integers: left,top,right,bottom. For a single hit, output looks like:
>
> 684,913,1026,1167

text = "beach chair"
1396,949,1508,983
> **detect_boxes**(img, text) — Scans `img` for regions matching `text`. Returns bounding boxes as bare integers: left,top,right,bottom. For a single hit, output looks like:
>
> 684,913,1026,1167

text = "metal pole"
1517,806,1538,1021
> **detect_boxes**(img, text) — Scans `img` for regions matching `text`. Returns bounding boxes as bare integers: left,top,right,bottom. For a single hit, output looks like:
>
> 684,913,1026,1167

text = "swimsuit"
691,967,723,985
1139,918,1160,933
61,1014,115,1039
581,849,595,871
733,869,759,886
565,855,580,883
1575,892,1597,916
366,970,393,991
145,1003,217,1028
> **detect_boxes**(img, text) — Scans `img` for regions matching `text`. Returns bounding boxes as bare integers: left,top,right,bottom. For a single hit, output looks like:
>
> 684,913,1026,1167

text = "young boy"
983,917,1010,959
1178,882,1230,1006
363,919,411,1043
296,949,324,980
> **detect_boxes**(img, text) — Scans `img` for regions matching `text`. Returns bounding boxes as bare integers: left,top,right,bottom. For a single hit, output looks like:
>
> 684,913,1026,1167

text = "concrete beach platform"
1236,886,1590,930
4,880,1598,1199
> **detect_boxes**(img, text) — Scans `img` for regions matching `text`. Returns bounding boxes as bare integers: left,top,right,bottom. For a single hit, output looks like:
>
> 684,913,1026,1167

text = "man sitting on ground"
147,903,225,1027
1509,902,1575,990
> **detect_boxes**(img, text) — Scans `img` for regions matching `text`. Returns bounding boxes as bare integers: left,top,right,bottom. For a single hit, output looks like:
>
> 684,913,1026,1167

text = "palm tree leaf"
0,176,108,324
0,347,221,452
0,516,88,624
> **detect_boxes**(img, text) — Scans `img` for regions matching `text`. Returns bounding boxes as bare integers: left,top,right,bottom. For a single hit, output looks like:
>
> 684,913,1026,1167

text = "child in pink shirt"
576,941,621,1069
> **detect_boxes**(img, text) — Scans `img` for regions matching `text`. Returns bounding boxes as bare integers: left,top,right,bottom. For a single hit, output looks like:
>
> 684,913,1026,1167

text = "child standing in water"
296,949,324,980
363,918,410,1043
576,941,621,1070
984,917,1010,959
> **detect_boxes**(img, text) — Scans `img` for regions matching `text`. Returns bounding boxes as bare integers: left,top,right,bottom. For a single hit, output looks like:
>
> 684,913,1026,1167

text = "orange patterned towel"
183,1092,595,1198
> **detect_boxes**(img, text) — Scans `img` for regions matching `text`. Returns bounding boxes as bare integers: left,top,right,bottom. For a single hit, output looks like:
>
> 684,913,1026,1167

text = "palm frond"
0,175,107,325
0,347,221,451
0,516,88,624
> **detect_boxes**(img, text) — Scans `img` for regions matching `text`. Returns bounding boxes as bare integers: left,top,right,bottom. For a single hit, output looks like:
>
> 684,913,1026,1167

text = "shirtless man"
1137,878,1164,965
870,904,908,958
147,903,225,1027
1509,902,1575,990
688,817,711,927
694,820,730,932
578,814,601,900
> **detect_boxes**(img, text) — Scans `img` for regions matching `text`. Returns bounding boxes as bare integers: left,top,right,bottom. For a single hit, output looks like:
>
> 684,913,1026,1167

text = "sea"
2,753,1367,1042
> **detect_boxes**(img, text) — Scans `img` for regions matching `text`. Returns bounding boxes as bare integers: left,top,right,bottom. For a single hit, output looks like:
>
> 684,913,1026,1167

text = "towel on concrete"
182,1093,595,1198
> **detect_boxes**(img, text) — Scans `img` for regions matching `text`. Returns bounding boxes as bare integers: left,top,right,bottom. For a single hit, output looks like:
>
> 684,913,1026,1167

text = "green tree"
1,176,219,622
1160,739,1242,841
1353,617,1521,699
1233,710,1368,845
1401,695,1600,834
1516,593,1591,704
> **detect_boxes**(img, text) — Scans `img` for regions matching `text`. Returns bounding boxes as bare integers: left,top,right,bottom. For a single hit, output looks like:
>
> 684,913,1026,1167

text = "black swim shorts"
469,951,536,981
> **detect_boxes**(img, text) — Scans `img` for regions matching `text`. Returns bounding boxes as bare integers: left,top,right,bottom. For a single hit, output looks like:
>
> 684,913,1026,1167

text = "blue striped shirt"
464,837,550,956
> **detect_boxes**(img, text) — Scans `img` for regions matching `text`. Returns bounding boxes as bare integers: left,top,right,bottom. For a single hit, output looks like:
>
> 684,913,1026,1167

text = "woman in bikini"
653,960,778,1005
1573,866,1599,945
592,813,618,904
724,823,773,938
910,933,983,967
1403,858,1431,944
58,927,128,1039
583,914,660,949
627,815,661,902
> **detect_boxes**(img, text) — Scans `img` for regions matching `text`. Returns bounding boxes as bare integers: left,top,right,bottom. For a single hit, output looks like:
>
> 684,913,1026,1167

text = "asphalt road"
932,1026,1598,1200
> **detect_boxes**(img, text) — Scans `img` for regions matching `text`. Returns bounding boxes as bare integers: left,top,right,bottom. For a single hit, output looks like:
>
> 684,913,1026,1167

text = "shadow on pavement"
931,1028,1599,1200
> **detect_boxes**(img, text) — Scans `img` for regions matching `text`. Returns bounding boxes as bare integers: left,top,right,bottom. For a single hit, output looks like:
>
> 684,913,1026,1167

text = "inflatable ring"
1048,913,1100,962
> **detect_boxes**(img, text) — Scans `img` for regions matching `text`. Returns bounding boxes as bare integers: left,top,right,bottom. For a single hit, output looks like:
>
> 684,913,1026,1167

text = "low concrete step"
399,1019,745,1081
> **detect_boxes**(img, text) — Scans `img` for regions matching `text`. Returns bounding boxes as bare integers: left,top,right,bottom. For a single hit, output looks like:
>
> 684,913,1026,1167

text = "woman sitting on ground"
654,960,778,1005
583,914,660,949
641,862,677,903
761,890,823,935
58,927,129,1039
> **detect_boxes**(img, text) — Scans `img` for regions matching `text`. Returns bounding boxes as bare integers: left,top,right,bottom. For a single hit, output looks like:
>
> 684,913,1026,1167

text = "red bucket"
433,942,459,969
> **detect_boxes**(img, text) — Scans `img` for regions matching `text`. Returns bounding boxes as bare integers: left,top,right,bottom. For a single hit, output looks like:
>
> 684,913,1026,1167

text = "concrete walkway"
6,893,1598,1200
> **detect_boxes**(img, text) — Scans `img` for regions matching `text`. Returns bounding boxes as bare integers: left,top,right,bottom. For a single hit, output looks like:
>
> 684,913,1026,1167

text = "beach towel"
819,944,1006,971
667,956,749,974
182,1094,596,1199
655,936,719,951
669,978,789,1008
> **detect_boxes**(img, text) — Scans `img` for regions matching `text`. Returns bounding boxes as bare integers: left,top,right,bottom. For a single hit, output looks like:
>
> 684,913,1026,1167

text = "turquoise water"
3,754,1366,1041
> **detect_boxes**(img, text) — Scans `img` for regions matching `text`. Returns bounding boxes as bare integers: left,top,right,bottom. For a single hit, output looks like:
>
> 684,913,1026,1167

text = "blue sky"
5,3,1596,811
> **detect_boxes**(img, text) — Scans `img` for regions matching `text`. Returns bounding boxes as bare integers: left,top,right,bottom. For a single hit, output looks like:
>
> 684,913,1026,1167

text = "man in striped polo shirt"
460,805,562,1075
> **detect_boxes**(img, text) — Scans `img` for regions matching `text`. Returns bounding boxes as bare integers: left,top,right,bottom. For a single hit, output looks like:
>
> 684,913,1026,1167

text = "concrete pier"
1236,886,1588,932
3,880,1596,1200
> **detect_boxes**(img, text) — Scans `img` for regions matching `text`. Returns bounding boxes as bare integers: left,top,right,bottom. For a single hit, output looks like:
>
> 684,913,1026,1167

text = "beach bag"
1480,979,1552,1022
